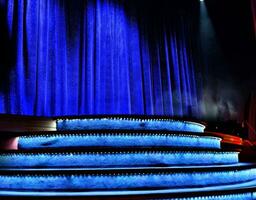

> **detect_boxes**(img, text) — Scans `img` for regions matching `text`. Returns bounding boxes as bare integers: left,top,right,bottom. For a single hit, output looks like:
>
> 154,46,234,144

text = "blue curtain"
0,0,201,117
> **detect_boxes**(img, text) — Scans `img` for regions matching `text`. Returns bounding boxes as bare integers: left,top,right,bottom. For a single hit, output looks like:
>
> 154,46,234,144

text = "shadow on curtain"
0,0,17,101
0,0,202,117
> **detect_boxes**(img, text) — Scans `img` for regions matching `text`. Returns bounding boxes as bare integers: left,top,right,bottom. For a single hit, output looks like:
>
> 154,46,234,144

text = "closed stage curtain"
0,0,201,116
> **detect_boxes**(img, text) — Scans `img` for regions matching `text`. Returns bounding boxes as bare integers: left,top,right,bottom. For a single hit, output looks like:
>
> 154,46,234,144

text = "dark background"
199,0,255,121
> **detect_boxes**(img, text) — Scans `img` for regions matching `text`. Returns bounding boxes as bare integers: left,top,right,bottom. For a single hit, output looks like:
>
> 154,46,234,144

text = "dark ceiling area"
205,0,255,89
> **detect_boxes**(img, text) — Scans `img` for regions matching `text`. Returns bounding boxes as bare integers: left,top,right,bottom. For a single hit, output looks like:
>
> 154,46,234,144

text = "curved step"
0,180,256,200
1,179,256,199
18,131,220,150
0,163,255,191
56,117,205,132
0,149,238,168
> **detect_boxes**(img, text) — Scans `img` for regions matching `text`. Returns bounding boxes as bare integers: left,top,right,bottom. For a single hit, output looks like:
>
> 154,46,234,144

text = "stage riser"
0,117,255,199
0,169,255,190
18,134,221,150
0,151,239,167
56,118,205,133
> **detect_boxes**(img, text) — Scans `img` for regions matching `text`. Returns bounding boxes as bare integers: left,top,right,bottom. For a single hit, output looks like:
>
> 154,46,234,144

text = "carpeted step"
0,116,254,200
18,131,220,150
1,179,256,199
0,163,255,191
56,117,205,132
0,149,239,168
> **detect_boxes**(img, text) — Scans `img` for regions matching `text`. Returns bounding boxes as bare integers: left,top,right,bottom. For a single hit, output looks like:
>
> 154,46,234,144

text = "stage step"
0,149,239,168
1,179,256,199
0,163,255,191
18,130,220,150
56,117,205,132
0,116,255,199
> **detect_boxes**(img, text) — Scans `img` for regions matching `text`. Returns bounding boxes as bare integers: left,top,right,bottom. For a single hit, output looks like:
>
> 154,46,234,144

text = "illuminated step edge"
56,118,205,133
157,193,253,200
0,151,238,168
0,168,255,190
0,192,254,200
18,133,220,150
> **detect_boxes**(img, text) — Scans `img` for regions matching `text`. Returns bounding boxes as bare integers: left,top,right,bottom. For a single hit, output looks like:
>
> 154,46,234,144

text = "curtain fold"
0,0,201,117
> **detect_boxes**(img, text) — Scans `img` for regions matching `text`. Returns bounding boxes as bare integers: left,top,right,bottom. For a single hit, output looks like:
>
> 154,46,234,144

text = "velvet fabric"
0,0,201,116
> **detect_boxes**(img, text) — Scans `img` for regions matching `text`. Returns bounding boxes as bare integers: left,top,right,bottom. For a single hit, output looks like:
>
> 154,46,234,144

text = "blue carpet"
57,118,205,132
0,168,256,191
18,133,220,149
0,151,238,168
